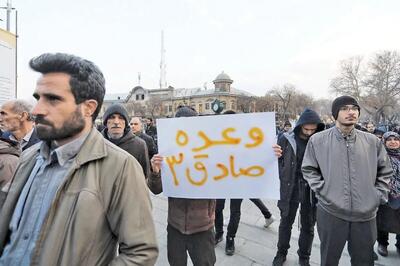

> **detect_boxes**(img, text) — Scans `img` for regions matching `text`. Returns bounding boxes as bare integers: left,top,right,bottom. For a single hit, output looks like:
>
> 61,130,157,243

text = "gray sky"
2,0,400,101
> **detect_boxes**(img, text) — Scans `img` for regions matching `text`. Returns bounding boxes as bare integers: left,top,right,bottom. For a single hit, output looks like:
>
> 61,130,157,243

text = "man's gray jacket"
302,126,392,222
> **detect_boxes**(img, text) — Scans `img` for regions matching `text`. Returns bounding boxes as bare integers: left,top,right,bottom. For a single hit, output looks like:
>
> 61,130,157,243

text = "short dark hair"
29,53,106,121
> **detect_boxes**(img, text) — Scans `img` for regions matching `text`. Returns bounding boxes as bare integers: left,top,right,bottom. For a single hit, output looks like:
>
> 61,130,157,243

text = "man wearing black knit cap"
302,95,393,265
102,103,150,177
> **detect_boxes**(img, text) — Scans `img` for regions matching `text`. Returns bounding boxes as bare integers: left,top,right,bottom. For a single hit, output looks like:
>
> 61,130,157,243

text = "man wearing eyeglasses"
302,95,392,265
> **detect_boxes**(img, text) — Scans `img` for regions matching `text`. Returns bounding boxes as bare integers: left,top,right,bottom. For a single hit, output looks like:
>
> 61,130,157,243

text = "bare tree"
146,96,164,118
268,84,296,120
133,104,147,117
330,51,400,124
364,51,400,123
254,95,277,112
236,96,256,113
330,56,364,100
290,93,315,117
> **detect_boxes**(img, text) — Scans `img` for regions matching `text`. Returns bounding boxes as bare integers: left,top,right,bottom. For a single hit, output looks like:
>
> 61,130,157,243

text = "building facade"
100,72,256,119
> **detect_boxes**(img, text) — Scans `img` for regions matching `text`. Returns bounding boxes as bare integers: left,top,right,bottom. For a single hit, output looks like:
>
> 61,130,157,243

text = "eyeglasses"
130,123,139,126
339,106,359,112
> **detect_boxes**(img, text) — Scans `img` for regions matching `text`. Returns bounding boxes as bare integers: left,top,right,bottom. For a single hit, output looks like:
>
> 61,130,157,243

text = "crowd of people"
0,52,399,266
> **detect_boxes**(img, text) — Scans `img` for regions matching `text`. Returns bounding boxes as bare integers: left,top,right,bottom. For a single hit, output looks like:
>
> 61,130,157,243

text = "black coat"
277,109,324,216
102,129,150,178
137,132,158,160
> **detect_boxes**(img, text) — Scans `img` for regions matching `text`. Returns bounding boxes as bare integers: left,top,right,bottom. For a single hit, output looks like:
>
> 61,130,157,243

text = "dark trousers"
167,224,216,266
277,200,315,259
250,198,272,218
317,207,376,266
215,199,243,238
377,230,400,247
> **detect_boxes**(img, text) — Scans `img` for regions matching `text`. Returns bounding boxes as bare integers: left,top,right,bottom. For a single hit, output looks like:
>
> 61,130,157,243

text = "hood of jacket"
0,138,20,157
293,108,325,136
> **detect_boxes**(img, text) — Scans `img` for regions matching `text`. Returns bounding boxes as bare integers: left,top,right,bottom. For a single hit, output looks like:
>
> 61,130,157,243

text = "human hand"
151,154,164,173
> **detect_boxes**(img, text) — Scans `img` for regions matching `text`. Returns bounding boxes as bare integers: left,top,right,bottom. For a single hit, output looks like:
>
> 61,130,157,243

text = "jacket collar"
333,126,356,141
19,127,107,167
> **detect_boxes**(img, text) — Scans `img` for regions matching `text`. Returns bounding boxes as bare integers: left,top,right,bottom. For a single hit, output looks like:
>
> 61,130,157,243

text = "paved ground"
151,195,400,266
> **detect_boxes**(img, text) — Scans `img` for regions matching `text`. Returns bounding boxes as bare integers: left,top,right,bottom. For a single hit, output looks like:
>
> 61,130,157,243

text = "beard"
107,131,124,140
35,107,86,141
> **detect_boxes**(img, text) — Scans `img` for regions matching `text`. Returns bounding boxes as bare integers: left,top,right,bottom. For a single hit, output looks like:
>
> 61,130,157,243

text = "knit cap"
331,95,360,120
175,106,198,117
103,103,130,126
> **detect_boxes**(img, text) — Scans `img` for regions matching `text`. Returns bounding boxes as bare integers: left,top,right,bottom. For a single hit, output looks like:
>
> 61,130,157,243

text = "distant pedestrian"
130,116,158,160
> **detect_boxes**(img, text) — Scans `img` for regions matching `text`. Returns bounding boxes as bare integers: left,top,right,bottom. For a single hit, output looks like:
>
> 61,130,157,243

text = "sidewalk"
151,195,400,266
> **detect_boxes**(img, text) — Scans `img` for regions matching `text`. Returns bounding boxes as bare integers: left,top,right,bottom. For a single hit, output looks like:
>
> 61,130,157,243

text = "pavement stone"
151,194,400,265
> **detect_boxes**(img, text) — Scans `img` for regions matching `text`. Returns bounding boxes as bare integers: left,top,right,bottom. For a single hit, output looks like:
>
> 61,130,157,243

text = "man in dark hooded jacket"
102,104,150,177
272,108,325,266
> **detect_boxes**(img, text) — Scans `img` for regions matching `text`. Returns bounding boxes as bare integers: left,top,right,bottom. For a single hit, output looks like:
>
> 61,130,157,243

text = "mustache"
34,115,53,126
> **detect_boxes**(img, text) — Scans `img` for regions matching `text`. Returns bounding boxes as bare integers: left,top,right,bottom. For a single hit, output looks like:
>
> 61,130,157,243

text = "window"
136,95,139,100
199,103,203,113
168,105,172,112
205,103,210,110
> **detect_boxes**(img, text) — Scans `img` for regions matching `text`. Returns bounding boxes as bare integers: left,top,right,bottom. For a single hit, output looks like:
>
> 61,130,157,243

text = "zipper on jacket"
184,200,188,234
345,137,353,216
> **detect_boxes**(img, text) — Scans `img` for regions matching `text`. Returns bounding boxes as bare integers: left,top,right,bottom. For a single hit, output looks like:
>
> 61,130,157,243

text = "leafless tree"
236,96,256,113
290,92,315,117
330,56,365,100
254,95,277,112
330,51,400,124
364,51,400,123
268,84,296,120
146,96,164,118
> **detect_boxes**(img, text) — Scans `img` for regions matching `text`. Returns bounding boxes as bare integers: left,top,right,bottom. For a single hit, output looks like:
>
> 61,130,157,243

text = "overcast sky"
2,0,400,101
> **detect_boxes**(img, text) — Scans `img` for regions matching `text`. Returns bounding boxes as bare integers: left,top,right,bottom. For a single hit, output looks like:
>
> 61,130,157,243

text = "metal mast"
159,30,167,89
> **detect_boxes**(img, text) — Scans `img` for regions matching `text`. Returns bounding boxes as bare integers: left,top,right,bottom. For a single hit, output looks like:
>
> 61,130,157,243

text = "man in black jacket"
130,116,158,160
102,104,150,177
272,108,324,266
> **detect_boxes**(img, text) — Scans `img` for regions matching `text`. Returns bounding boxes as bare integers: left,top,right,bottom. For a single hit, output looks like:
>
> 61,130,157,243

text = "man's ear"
82,100,98,118
20,112,29,121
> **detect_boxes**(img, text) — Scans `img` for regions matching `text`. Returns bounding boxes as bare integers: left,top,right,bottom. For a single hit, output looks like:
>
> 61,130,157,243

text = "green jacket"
0,128,158,265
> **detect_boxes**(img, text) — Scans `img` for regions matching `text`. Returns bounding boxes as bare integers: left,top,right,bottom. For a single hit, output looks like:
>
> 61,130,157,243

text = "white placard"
0,29,16,105
157,112,279,199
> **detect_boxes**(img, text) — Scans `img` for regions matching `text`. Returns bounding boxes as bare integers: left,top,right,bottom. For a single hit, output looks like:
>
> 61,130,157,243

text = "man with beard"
302,95,392,265
130,116,157,160
0,53,158,265
0,100,40,151
272,108,324,266
102,104,150,177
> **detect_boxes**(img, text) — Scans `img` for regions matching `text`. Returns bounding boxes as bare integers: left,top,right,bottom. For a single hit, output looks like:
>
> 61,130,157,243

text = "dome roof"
213,71,233,82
